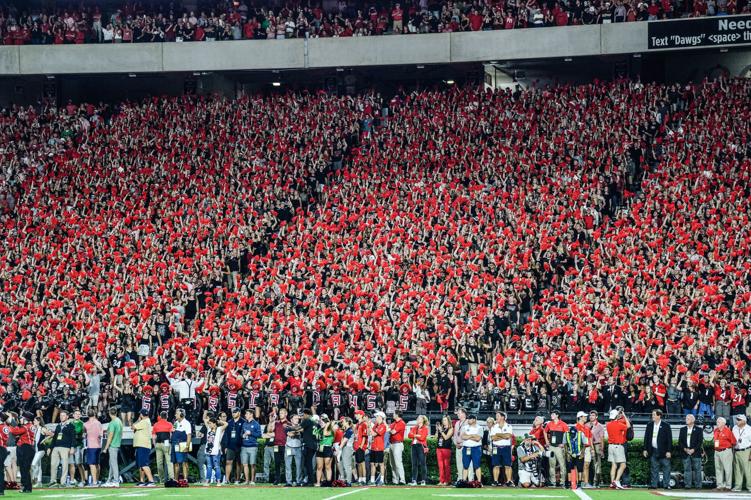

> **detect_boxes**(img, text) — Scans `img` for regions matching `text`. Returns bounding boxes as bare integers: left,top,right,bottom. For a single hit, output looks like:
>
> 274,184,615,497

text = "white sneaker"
615,481,625,490
249,481,256,486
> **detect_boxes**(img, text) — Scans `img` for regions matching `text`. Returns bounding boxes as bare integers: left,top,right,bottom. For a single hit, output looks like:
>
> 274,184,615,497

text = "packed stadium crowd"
0,76,751,491
0,0,747,45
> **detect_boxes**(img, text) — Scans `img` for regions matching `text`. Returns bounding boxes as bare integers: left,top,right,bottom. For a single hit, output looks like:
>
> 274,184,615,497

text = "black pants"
303,447,316,485
411,445,427,483
0,446,7,494
274,448,285,484
18,444,34,492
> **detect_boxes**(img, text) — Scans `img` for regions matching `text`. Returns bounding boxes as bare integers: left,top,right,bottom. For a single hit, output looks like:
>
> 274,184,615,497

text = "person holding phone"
436,415,453,486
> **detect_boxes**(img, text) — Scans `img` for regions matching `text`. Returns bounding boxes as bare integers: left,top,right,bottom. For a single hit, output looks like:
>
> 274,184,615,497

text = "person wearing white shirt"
171,409,193,481
167,371,203,401
732,415,751,492
490,411,514,486
460,415,482,483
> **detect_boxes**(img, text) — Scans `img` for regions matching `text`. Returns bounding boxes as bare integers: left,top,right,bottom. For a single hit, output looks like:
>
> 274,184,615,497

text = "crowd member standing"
606,408,631,490
9,412,35,493
83,409,104,487
31,417,46,488
490,412,514,486
241,409,262,485
132,409,155,487
544,410,568,487
679,414,703,489
223,407,244,484
714,417,736,491
204,414,228,485
152,411,174,483
172,409,192,482
0,414,9,496
453,408,469,481
460,414,483,484
46,409,75,487
388,412,406,485
732,415,751,492
353,410,368,486
301,410,319,486
284,414,304,487
102,407,122,487
69,409,87,487
643,409,672,489
408,415,429,486
339,418,355,484
270,409,289,485
315,415,335,486
369,413,386,485
435,415,453,486
587,411,605,487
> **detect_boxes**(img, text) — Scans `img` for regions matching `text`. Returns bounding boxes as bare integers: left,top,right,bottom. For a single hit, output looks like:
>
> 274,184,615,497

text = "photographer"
517,433,544,487
606,407,631,490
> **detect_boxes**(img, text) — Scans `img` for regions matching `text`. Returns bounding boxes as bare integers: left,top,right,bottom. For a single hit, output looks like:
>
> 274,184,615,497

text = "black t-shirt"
301,418,318,448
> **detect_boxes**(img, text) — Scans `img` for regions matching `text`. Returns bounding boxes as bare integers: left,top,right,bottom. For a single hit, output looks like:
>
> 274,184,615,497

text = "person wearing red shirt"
468,9,483,30
529,415,545,443
605,408,631,489
408,415,429,485
391,4,403,33
0,413,10,496
353,410,369,485
544,410,569,487
715,379,732,421
731,386,746,418
388,411,406,485
714,417,736,490
574,412,594,488
369,412,387,485
10,412,35,493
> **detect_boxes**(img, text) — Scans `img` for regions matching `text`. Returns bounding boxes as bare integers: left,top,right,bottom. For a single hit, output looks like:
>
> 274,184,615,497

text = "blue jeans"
683,408,697,417
698,402,714,419
206,454,222,483
650,456,671,489
683,456,702,488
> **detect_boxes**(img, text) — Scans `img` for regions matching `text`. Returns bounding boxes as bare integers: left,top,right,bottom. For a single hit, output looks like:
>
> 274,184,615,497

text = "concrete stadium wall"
0,21,744,75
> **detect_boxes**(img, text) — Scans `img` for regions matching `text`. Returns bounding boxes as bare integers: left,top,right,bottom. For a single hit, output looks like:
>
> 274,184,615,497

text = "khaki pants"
50,446,70,484
389,442,405,484
548,446,566,485
734,448,751,490
715,449,734,489
155,442,174,481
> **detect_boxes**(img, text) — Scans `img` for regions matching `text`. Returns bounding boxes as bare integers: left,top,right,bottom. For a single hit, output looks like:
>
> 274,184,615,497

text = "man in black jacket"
45,409,76,486
678,414,703,489
643,409,673,489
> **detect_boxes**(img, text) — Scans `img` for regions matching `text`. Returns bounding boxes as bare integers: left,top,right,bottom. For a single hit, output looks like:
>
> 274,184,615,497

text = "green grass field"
11,485,749,500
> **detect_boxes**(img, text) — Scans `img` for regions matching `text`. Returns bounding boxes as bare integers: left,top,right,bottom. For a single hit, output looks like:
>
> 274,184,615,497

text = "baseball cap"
576,411,588,419
354,410,365,417
736,415,747,422
140,409,150,416
523,433,533,439
609,409,619,420
468,414,477,420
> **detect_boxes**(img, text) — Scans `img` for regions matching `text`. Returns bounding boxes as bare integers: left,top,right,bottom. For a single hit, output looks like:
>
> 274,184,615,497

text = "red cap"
160,382,170,390
354,410,365,417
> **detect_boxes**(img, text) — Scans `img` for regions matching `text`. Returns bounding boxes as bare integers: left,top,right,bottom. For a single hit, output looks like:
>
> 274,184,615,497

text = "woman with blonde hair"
408,415,429,486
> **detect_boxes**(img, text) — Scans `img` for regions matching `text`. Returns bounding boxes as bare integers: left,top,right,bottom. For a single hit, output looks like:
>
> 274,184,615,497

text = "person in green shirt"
103,408,123,487
70,409,87,486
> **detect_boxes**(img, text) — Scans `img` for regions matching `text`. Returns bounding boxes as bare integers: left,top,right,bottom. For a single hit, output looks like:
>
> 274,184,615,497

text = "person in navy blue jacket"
222,407,245,484
241,409,263,485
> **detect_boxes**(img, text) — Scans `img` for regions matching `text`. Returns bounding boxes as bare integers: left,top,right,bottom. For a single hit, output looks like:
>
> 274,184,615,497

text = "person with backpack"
565,412,591,488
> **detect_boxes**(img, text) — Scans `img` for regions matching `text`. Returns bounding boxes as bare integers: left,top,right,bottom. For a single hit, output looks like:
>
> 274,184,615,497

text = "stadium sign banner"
648,15,751,49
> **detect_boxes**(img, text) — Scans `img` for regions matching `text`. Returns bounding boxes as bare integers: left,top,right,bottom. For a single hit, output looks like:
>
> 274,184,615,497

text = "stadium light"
564,58,572,62
272,82,281,87
445,80,455,85
128,73,137,78
416,65,425,69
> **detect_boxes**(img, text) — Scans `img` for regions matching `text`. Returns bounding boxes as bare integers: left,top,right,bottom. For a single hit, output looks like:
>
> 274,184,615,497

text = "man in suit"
643,409,672,489
679,413,703,489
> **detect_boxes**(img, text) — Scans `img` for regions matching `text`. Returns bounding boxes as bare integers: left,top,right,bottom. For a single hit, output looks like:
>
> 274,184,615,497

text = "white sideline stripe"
656,493,751,499
324,487,370,500
573,488,593,500
432,495,568,498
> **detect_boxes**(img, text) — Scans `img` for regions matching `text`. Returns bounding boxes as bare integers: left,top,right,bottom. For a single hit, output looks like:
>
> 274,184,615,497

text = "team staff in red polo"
9,412,37,493
714,416,736,490
353,410,369,486
369,412,387,485
606,407,631,490
388,412,406,485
